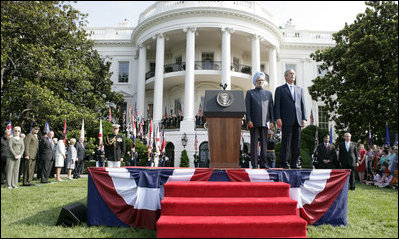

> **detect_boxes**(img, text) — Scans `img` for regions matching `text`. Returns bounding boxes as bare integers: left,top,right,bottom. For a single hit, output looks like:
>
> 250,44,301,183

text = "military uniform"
104,134,125,167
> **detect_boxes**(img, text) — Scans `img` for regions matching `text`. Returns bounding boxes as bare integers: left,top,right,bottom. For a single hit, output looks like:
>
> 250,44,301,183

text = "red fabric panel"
225,169,251,182
190,168,214,181
300,169,350,224
88,167,158,230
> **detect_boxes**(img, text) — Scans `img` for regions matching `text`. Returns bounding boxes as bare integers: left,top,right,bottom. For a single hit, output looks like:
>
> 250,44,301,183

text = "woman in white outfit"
55,135,66,181
66,138,77,180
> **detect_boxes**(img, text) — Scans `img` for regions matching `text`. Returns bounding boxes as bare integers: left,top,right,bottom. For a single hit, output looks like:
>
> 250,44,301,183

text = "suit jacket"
274,84,306,127
316,143,338,168
105,134,126,161
24,133,39,159
75,141,86,161
245,88,274,127
39,137,53,161
339,141,358,168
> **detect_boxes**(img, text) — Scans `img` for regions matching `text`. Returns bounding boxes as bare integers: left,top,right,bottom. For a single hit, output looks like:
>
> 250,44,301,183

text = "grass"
1,177,398,238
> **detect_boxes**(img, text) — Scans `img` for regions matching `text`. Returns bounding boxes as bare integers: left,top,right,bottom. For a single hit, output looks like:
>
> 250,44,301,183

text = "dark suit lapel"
283,84,293,101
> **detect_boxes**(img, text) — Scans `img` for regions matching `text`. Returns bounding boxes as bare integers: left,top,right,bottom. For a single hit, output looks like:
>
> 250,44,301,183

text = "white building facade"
87,1,336,167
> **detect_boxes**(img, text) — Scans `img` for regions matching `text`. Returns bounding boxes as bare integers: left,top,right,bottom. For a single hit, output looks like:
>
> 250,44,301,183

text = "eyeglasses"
14,130,20,132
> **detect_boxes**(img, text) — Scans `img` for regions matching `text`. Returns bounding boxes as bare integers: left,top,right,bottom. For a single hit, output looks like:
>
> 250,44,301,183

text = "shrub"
180,149,189,167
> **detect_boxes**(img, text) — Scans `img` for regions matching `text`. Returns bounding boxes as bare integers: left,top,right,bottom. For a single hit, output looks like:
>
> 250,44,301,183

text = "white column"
221,27,233,90
251,34,261,75
153,33,165,126
268,47,277,91
181,26,196,132
137,45,147,117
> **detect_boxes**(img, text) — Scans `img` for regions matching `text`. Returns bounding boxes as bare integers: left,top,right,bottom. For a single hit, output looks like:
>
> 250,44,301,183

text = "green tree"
309,1,398,145
180,149,189,167
1,1,123,137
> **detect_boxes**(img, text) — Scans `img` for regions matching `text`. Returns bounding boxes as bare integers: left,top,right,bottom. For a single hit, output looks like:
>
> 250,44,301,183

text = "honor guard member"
104,124,126,167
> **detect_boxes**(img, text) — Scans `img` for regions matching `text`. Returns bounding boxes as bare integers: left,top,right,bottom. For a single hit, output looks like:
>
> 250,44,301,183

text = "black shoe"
41,181,49,184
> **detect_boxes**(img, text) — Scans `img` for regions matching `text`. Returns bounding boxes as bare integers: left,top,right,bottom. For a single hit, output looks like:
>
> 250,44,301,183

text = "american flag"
197,103,202,117
160,127,166,153
6,120,13,134
63,119,67,144
194,132,198,152
99,120,103,146
310,109,314,125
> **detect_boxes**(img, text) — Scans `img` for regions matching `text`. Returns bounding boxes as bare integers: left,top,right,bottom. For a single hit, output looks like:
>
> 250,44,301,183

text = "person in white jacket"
55,135,66,181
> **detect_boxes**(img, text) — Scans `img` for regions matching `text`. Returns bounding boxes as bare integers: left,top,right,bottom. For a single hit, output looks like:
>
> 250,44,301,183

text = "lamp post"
181,133,188,148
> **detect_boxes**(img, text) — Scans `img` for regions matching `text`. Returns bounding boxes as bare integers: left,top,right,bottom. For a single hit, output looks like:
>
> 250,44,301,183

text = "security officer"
104,124,126,167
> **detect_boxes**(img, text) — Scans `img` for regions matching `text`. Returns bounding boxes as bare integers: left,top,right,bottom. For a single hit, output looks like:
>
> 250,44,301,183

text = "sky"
72,1,368,31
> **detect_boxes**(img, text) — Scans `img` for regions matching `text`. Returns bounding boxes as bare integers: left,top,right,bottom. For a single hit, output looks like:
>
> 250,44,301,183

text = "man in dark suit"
104,124,126,167
73,137,85,179
245,72,274,168
39,130,53,183
274,69,307,169
315,135,338,169
339,132,358,190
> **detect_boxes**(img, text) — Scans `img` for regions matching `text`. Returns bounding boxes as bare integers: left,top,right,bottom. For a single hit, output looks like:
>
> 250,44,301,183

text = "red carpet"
157,181,307,238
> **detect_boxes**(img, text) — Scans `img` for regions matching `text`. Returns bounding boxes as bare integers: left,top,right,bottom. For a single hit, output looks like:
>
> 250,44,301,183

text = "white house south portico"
87,1,336,167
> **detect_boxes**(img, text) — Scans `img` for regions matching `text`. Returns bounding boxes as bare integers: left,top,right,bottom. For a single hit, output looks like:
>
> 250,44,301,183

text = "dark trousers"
1,157,6,184
348,167,356,190
280,125,301,167
250,127,268,168
40,157,52,183
73,159,84,178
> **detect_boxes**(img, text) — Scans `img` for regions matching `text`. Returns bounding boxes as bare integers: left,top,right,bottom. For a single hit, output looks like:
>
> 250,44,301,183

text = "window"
233,57,239,71
318,106,329,131
202,52,214,70
118,61,129,83
285,64,297,85
176,56,182,65
174,99,182,116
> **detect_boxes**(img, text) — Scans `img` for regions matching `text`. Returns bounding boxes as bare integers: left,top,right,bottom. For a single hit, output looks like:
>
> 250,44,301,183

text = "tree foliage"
309,1,398,145
180,149,189,167
1,1,123,137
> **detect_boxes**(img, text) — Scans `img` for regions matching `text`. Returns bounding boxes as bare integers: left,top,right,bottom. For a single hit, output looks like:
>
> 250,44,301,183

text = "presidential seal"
216,91,233,107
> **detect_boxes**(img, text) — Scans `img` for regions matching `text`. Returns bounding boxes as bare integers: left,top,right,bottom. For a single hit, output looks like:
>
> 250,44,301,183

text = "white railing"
138,1,276,25
87,27,133,39
282,29,335,43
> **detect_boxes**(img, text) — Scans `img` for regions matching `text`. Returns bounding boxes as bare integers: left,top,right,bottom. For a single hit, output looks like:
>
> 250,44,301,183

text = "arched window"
199,142,210,168
165,142,175,167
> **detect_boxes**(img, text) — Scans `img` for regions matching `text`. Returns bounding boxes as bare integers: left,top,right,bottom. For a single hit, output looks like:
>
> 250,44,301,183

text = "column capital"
152,32,164,40
252,34,264,41
221,27,234,34
183,26,197,33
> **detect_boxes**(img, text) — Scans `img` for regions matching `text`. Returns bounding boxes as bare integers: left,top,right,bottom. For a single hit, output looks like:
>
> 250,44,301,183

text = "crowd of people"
312,133,398,189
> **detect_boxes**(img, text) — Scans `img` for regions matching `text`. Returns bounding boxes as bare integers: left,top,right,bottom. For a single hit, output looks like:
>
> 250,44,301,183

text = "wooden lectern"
203,90,246,168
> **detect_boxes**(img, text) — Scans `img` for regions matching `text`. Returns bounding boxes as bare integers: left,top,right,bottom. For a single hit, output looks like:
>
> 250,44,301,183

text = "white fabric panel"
245,169,274,182
299,169,331,208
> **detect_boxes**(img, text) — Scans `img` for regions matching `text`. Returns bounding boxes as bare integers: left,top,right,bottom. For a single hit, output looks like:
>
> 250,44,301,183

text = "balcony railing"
145,62,251,80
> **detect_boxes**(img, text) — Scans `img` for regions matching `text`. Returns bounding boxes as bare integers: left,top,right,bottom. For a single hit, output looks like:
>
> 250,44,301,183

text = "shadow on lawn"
15,197,87,227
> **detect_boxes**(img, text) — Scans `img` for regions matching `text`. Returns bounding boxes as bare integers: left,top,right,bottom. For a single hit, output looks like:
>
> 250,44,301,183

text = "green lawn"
1,177,397,238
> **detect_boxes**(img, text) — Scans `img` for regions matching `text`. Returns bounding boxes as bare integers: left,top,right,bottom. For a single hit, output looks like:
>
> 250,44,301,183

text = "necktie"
290,85,295,101
325,143,328,150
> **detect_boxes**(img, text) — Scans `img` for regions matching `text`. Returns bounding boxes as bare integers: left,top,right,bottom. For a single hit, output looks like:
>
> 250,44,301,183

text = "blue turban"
252,72,266,85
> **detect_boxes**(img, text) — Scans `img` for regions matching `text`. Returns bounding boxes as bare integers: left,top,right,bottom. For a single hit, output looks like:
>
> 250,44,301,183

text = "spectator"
7,126,25,188
315,135,338,169
387,147,397,169
23,125,40,186
38,130,53,184
1,130,12,185
95,145,106,167
365,169,381,186
375,169,393,188
17,133,26,183
371,144,381,172
378,149,389,173
356,144,367,184
73,137,85,179
130,146,138,167
55,135,66,181
48,131,55,179
49,137,58,178
66,138,77,180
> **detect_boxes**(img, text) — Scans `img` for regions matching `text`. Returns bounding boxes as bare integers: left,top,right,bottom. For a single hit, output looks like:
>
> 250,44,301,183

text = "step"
157,215,307,238
161,197,298,216
164,181,290,198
